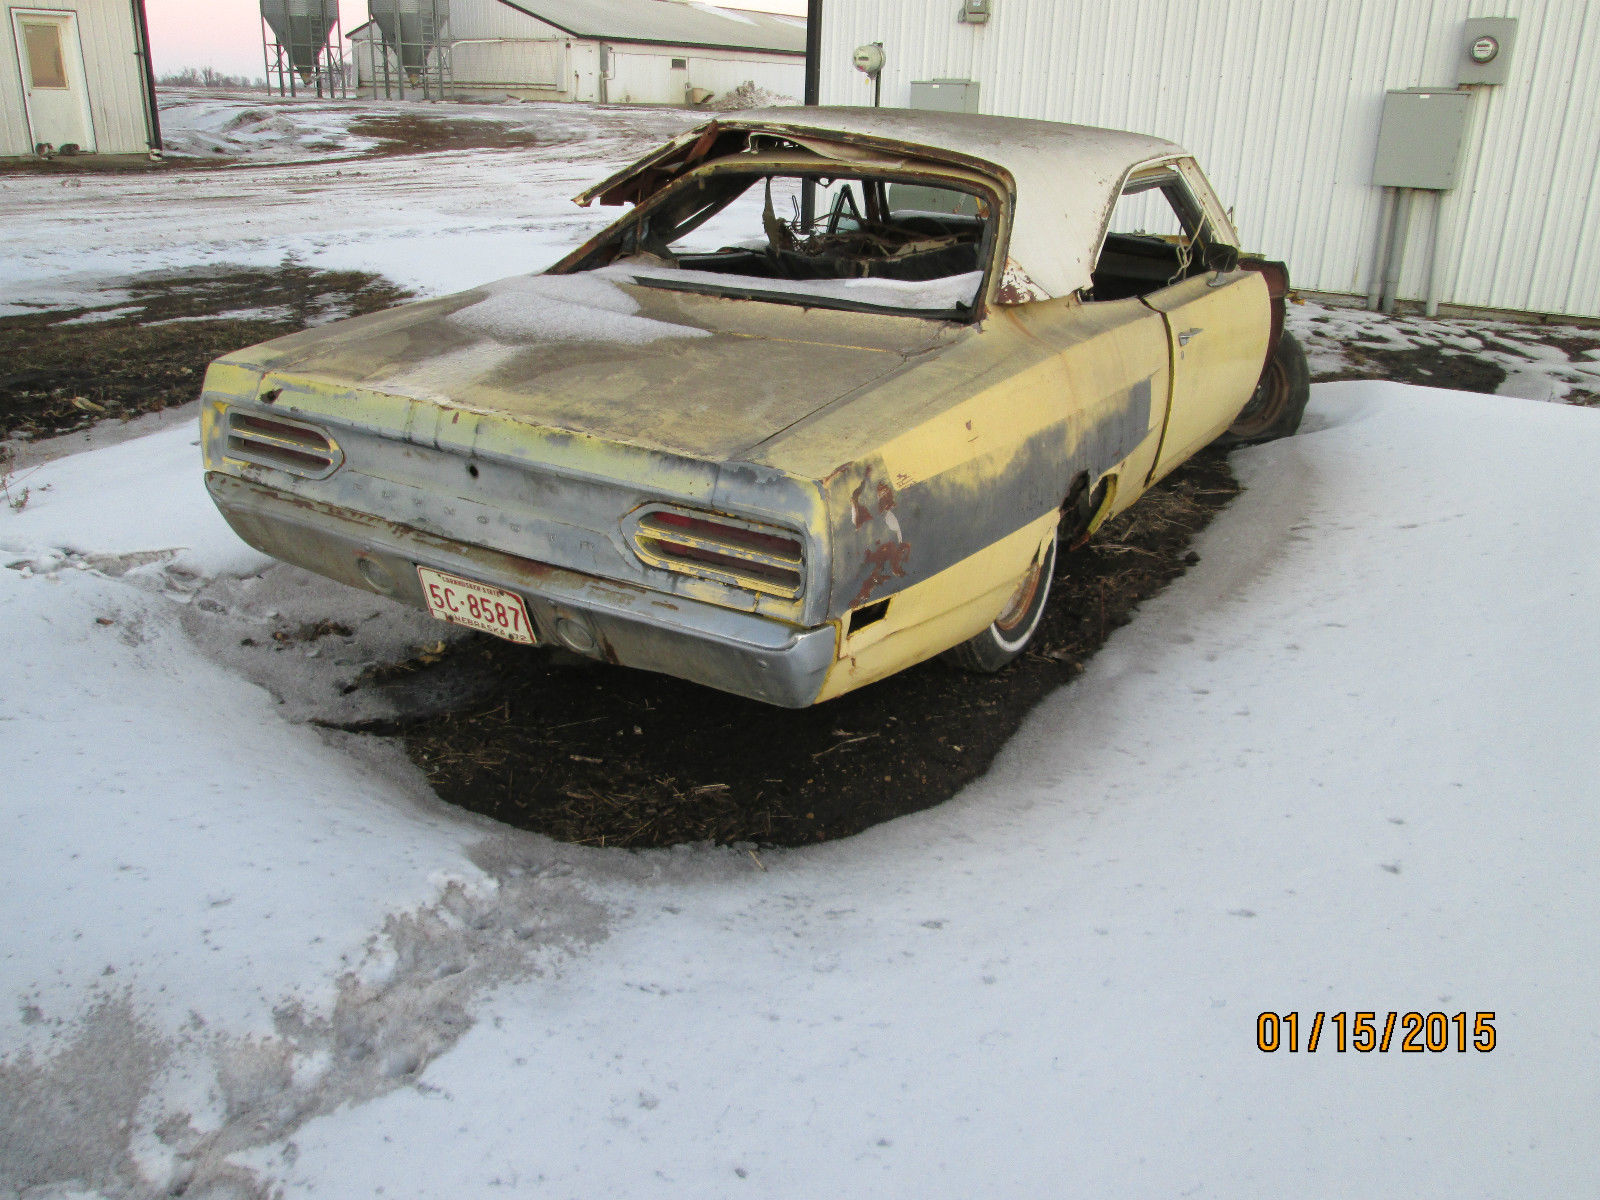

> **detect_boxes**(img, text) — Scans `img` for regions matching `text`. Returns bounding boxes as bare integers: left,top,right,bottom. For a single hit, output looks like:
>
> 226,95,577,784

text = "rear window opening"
574,160,996,320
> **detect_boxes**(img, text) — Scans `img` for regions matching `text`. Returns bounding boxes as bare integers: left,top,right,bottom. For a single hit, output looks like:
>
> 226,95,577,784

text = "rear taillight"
224,410,342,479
630,506,805,598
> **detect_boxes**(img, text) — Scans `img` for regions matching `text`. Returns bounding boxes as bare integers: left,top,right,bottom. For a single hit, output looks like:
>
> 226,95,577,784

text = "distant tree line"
158,67,264,89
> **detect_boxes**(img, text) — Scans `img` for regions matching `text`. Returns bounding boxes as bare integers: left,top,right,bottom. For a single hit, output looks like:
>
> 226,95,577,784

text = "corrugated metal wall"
436,0,802,104
610,48,802,104
2,0,152,157
819,0,1600,318
448,40,568,91
451,0,555,41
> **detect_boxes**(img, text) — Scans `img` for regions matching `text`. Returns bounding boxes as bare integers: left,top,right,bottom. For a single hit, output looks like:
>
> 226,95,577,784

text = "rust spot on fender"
851,465,897,527
850,476,873,528
853,540,911,607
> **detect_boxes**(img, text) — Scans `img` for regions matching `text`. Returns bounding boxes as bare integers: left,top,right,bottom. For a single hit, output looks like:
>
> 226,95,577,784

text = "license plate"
417,566,535,645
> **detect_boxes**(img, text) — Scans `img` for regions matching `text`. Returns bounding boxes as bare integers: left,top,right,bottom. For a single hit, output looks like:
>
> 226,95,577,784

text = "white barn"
1,0,161,158
352,0,805,107
816,0,1600,321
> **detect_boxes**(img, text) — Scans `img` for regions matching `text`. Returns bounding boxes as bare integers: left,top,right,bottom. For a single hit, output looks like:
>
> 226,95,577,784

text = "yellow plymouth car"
199,108,1307,707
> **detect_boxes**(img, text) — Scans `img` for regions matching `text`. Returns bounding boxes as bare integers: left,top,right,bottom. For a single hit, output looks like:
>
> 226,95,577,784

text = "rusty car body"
199,108,1305,707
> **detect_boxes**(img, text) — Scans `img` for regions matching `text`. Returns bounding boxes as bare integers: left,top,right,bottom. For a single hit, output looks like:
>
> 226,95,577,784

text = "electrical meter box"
909,78,980,114
1371,89,1474,190
1460,17,1517,86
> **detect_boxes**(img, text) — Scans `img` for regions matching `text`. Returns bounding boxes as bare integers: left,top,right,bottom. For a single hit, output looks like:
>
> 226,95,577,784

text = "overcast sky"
146,0,808,80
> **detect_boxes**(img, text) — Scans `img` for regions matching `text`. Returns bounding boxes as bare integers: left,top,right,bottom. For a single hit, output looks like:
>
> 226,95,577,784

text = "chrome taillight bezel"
222,409,343,480
625,503,806,600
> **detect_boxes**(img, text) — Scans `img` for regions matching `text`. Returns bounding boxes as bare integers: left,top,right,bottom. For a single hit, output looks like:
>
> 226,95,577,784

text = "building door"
12,10,96,153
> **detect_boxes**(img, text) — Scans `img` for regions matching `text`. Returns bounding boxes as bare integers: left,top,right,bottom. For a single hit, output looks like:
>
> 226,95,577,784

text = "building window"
23,23,69,90
671,58,688,70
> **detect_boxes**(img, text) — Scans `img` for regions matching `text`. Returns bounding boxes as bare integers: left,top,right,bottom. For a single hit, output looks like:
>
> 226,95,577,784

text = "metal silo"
260,0,346,97
367,0,452,98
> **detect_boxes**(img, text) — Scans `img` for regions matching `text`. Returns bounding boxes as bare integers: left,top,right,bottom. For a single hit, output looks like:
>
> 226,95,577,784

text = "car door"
1096,163,1269,482
1142,269,1269,479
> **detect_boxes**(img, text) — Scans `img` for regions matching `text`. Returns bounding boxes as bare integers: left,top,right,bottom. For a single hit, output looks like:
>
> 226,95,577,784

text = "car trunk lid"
223,271,961,462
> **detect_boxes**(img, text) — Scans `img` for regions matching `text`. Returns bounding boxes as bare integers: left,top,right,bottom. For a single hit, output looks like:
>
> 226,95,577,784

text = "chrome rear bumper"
206,473,838,707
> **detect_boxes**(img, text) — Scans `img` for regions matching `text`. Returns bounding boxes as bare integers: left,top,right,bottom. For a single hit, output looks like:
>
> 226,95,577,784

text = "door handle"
1177,327,1202,346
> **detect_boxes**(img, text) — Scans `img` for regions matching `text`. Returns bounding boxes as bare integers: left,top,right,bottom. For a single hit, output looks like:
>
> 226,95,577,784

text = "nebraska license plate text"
417,566,535,644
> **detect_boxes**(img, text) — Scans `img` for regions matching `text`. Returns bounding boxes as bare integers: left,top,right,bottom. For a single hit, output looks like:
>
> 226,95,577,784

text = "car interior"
1089,169,1240,301
664,172,988,285
582,155,994,315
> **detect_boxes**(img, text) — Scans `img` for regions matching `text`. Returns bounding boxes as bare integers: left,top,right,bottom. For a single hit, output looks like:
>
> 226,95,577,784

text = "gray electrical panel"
1372,89,1474,190
1459,17,1517,86
898,80,982,213
909,78,980,114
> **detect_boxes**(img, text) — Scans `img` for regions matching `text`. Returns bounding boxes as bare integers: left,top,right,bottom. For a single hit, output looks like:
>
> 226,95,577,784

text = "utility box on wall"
909,78,980,113
1372,89,1474,190
893,80,982,214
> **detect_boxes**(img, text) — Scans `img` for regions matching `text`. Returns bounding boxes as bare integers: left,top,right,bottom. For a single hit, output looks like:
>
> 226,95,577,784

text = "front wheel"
1217,329,1310,446
943,530,1057,673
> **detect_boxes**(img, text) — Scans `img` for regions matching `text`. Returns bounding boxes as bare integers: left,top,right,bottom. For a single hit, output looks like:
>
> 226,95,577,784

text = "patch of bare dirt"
0,266,411,441
1320,340,1509,393
391,453,1240,849
0,153,168,177
346,113,546,157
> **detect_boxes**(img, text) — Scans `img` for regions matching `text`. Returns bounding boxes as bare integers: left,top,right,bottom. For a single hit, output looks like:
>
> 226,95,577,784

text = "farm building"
815,0,1600,321
351,0,805,106
2,0,161,158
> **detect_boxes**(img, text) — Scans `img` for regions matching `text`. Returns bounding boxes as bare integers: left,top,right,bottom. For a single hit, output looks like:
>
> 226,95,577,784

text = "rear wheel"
1218,330,1310,445
943,529,1057,673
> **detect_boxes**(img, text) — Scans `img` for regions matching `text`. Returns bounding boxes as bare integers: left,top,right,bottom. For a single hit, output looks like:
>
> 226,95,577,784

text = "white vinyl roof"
580,107,1186,300
497,0,804,55
727,108,1186,299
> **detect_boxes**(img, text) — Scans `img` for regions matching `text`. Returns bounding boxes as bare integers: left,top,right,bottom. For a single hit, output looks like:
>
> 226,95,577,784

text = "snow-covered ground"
0,92,698,315
3,93,1599,1199
3,383,1597,1199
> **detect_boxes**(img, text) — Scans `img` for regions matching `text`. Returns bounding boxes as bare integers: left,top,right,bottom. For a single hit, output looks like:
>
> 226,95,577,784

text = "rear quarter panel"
754,298,1171,696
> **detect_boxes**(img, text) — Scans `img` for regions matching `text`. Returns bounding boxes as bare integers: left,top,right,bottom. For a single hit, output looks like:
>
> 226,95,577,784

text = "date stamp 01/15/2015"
1257,1011,1497,1053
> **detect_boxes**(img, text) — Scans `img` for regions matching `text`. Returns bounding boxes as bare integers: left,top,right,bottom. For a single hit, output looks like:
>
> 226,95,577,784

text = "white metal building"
353,0,805,106
817,0,1600,320
2,0,160,158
